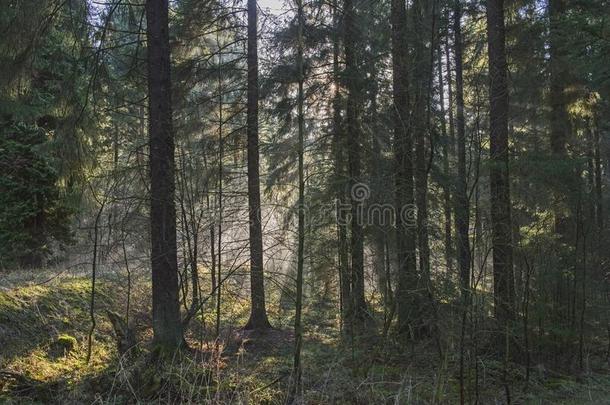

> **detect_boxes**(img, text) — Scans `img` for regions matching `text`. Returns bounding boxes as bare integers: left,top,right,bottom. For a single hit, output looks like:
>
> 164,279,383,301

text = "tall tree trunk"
216,26,224,339
245,0,271,330
438,35,453,275
146,0,183,349
548,0,571,236
444,11,458,278
392,0,418,335
453,3,472,394
486,0,515,327
332,0,351,335
368,58,390,313
344,0,367,331
293,0,305,395
453,0,471,303
412,0,432,299
548,0,569,157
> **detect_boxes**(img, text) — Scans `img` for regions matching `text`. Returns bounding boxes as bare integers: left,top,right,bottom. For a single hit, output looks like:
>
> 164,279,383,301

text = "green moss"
54,334,77,353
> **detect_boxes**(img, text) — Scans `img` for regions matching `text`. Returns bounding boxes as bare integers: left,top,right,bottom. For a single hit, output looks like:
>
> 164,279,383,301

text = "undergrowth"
0,270,608,404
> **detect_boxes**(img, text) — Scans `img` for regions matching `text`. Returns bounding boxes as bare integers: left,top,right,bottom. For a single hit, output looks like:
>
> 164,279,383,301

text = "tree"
486,0,515,327
0,0,89,269
391,0,418,335
245,0,272,330
293,0,306,393
548,0,570,159
146,0,183,349
453,0,471,303
344,0,367,332
332,0,351,335
438,23,453,276
548,0,574,238
411,0,433,307
0,124,73,268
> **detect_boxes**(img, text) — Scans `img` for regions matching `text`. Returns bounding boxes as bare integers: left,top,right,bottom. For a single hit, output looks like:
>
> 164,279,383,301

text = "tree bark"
486,0,515,327
244,0,271,330
438,34,453,275
216,26,224,339
344,0,367,331
453,0,471,303
146,0,183,349
367,51,390,313
331,0,351,335
548,0,572,237
392,0,419,335
548,0,569,158
412,0,432,298
293,0,305,393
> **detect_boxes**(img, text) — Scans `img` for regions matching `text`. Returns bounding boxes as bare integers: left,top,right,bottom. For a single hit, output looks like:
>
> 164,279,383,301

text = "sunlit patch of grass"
0,276,118,401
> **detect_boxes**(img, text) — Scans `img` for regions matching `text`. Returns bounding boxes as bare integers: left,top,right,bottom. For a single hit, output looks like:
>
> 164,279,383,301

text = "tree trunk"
244,0,271,330
486,0,515,327
146,0,183,349
548,0,572,237
437,34,453,275
392,0,419,335
412,0,432,299
548,0,569,159
216,26,224,339
453,0,471,303
368,57,390,313
293,0,305,394
344,0,367,331
332,0,351,335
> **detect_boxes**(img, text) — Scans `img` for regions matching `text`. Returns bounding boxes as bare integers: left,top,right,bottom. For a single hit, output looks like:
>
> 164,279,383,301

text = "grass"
0,269,609,403
0,276,118,402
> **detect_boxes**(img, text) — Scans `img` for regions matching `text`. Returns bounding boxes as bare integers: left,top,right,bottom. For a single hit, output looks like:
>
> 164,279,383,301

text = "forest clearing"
1,0,609,403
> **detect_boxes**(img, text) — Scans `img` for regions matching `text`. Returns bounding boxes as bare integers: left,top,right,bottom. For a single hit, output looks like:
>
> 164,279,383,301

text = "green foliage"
0,123,73,268
0,0,93,268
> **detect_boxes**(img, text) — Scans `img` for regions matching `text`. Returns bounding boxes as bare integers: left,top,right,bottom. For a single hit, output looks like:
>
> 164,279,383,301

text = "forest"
0,0,609,403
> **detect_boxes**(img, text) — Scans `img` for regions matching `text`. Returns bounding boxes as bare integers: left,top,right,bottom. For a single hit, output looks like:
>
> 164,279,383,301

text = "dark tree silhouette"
486,0,515,327
146,0,183,348
244,0,271,330
392,0,418,335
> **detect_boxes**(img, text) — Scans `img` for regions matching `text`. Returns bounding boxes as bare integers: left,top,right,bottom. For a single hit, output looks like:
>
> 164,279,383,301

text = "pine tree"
486,0,515,328
146,0,183,349
344,0,367,332
245,0,272,330
453,0,471,303
392,0,418,335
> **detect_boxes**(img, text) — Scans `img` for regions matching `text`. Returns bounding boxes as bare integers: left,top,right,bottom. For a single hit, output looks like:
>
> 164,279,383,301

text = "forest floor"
1,269,609,404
